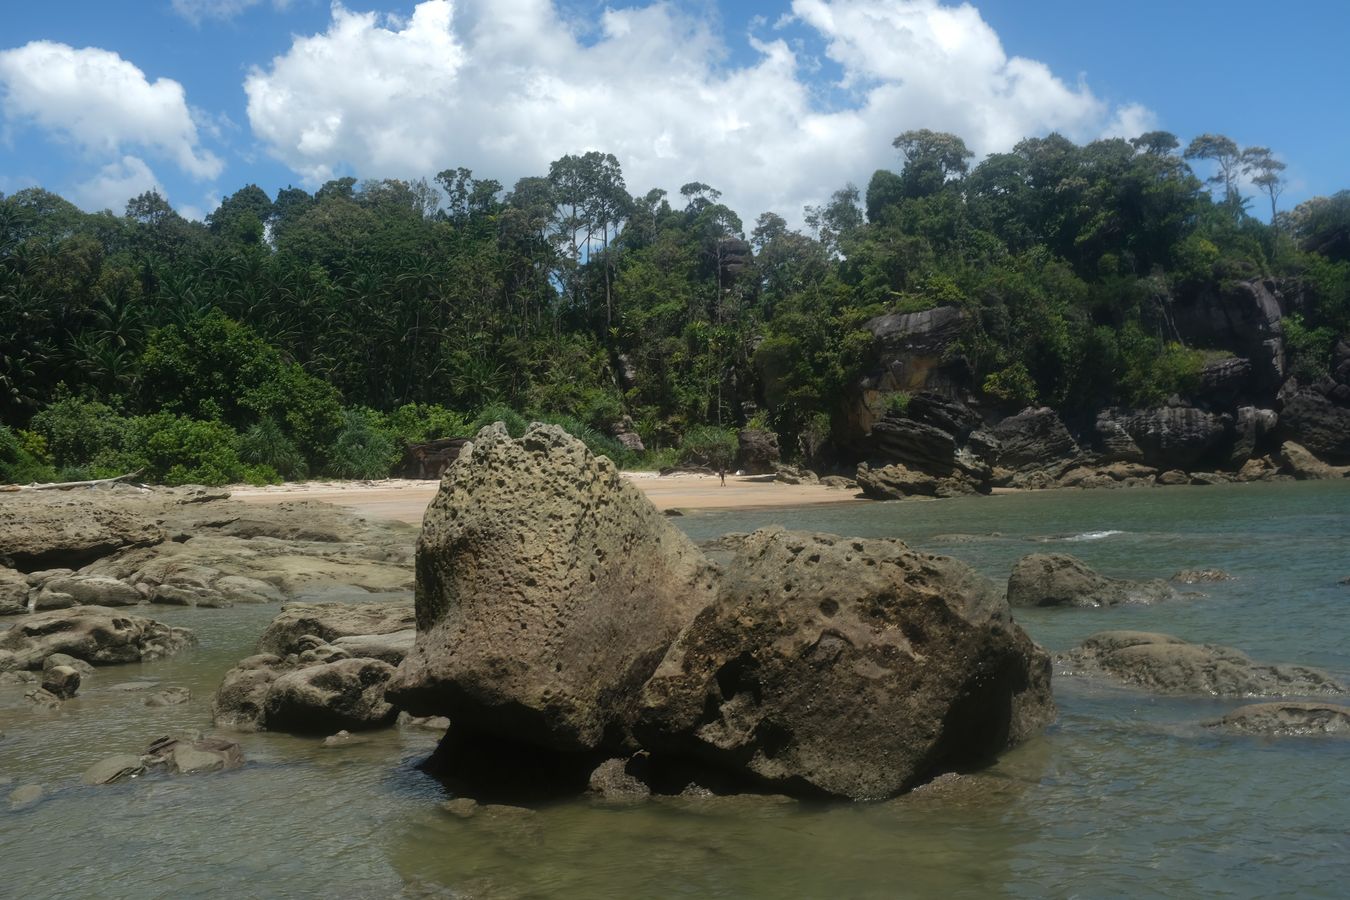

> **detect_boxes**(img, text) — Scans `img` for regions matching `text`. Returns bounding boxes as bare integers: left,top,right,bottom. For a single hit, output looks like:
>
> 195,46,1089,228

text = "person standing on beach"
719,466,726,486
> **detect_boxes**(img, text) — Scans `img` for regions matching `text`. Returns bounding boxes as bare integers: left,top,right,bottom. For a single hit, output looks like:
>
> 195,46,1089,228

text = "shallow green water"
3,481,1348,898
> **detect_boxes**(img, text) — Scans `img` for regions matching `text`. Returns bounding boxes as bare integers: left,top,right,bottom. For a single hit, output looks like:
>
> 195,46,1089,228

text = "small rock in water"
41,664,81,699
8,784,45,810
1208,702,1350,736
397,713,450,732
440,797,479,818
1171,569,1235,584
43,653,95,677
108,681,159,692
82,754,147,785
144,734,245,774
1339,576,1350,586
587,757,651,803
145,686,191,707
24,688,63,708
321,730,366,748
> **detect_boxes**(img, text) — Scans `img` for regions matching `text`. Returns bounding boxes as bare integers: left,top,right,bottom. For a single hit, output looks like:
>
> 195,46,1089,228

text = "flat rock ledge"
1061,631,1348,697
1007,554,1175,608
1207,702,1350,736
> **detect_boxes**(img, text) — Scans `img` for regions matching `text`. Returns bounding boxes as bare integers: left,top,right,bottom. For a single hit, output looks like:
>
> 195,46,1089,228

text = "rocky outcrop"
1171,279,1286,395
0,493,166,572
1171,569,1234,584
846,306,971,438
735,429,780,475
990,408,1078,471
386,423,719,755
0,606,195,671
1279,441,1350,479
1278,389,1350,464
1007,555,1175,608
1193,355,1254,408
858,393,994,497
1062,632,1347,696
1207,702,1350,736
1092,407,1229,470
636,529,1055,801
856,462,981,499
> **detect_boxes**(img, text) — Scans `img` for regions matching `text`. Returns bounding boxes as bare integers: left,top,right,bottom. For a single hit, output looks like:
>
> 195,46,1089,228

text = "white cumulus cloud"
244,0,1153,224
71,155,165,212
0,40,223,181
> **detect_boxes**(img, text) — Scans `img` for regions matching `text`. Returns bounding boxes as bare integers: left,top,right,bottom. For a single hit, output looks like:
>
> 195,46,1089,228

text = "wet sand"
231,473,862,524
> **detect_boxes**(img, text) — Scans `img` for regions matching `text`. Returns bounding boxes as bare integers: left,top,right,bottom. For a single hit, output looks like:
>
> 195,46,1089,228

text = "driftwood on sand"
1,470,145,493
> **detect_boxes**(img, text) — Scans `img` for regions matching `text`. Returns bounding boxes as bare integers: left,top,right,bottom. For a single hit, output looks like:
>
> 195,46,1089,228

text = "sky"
1,0,1346,225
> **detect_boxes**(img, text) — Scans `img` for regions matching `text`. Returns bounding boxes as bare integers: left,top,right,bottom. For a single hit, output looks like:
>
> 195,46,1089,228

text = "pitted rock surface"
636,528,1055,800
386,423,719,754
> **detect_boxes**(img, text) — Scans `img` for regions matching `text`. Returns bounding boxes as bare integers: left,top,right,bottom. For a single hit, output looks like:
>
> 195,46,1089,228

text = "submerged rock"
1208,702,1350,736
637,528,1055,801
82,754,147,786
143,734,245,775
1171,569,1235,584
387,423,719,755
1063,631,1347,697
0,606,195,671
1007,554,1174,608
8,783,44,810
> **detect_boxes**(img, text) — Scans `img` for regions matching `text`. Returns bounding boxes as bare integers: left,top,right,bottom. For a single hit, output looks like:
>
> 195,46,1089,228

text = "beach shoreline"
229,472,864,523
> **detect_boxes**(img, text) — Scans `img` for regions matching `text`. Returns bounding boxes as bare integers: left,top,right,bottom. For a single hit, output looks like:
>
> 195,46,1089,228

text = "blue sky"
1,0,1345,224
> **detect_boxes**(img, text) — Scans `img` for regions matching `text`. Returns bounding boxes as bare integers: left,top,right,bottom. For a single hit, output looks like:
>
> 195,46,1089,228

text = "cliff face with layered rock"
839,278,1350,492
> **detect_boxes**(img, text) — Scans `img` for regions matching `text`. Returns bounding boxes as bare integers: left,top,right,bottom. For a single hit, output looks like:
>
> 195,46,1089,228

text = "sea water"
2,480,1347,898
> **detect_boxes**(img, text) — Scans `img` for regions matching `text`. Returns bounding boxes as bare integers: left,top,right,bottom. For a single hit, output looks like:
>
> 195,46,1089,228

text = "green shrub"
30,393,128,469
239,417,307,481
128,412,254,485
883,390,913,416
982,362,1038,406
631,447,680,471
0,426,57,484
469,403,528,438
328,408,398,479
1284,313,1337,381
386,403,469,445
679,426,737,469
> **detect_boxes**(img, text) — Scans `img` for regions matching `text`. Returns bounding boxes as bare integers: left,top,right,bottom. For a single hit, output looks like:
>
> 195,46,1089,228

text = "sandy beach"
230,472,863,524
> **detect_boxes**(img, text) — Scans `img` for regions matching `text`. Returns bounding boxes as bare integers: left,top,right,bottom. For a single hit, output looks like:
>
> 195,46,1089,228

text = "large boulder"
636,529,1055,801
262,658,399,733
1007,554,1175,608
735,429,781,475
31,574,141,608
1278,388,1350,464
0,493,166,572
1063,631,1347,696
386,423,720,754
990,408,1078,471
0,606,195,670
1278,441,1350,480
